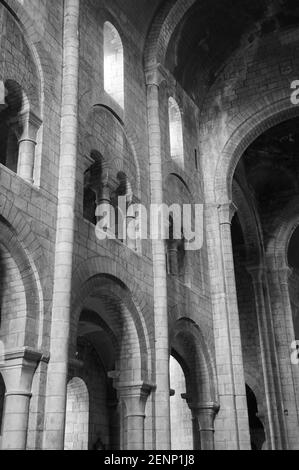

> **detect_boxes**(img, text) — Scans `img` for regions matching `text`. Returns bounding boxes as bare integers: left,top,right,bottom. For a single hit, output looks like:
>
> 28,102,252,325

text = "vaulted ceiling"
236,117,299,213
167,0,299,101
166,0,267,96
101,0,299,105
162,0,299,103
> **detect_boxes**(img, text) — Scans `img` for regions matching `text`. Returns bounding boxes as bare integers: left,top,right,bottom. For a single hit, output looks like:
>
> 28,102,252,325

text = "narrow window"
168,97,184,169
104,22,124,108
194,149,198,171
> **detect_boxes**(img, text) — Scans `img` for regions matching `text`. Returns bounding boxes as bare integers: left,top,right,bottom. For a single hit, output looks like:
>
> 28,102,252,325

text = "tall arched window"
168,97,184,169
65,377,89,450
104,22,124,108
169,355,193,450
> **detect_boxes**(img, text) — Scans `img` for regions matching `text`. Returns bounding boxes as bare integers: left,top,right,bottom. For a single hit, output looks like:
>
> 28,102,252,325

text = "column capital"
264,258,293,284
0,347,42,393
246,264,265,284
217,201,238,225
145,63,168,87
115,382,155,418
187,401,220,415
187,401,220,433
116,381,155,397
1,347,43,365
276,265,293,285
11,110,42,142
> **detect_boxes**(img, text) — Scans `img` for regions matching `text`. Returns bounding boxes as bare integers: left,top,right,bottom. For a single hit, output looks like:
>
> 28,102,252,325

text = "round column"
43,0,80,450
188,402,219,450
117,383,152,450
1,348,42,450
145,65,171,450
17,111,41,184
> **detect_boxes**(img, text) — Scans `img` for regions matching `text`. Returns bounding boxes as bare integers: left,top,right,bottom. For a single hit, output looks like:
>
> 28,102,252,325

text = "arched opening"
0,241,27,350
70,275,149,450
0,219,41,353
83,106,140,250
75,310,119,451
170,320,217,450
169,355,193,450
168,98,184,169
231,212,268,449
230,116,299,449
83,148,137,249
246,384,266,451
104,22,124,108
0,79,41,183
64,377,89,451
0,80,23,173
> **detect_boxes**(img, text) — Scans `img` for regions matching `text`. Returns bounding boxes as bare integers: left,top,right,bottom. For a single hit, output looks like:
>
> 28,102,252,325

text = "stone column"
0,348,42,450
167,240,179,276
17,111,42,184
117,383,152,450
43,0,80,450
246,265,285,449
266,263,299,449
126,202,137,251
183,248,192,288
95,175,114,233
145,65,171,450
188,402,219,450
205,201,250,449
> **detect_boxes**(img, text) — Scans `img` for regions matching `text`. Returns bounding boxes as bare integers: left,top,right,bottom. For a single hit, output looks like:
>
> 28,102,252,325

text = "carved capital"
217,201,238,225
277,265,293,285
187,401,220,430
13,110,42,142
0,347,42,393
246,264,265,284
145,63,168,87
115,382,155,417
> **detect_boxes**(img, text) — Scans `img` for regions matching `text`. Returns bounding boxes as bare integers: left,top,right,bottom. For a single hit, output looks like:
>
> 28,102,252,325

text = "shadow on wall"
0,373,5,441
246,384,266,451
